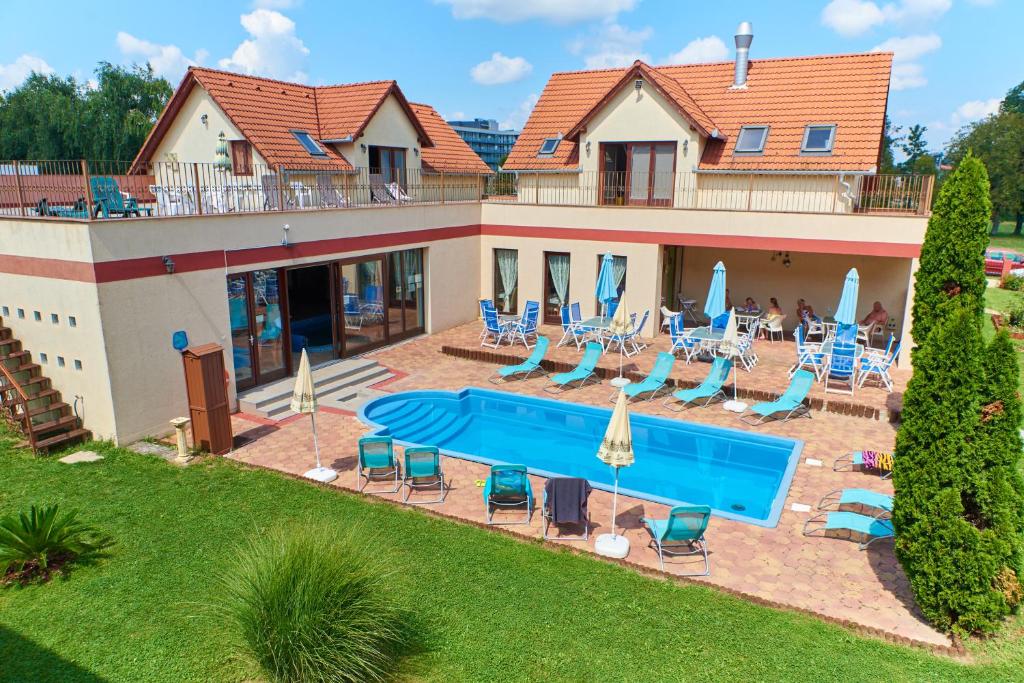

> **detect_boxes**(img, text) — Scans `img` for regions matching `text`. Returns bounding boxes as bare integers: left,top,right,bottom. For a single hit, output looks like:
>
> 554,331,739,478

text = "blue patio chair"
641,505,711,574
621,309,650,357
802,511,894,550
664,357,732,411
818,488,893,515
824,343,857,395
618,351,675,402
802,310,825,341
509,300,540,348
741,369,814,425
570,302,583,326
343,293,362,330
605,311,639,355
480,299,496,339
490,335,550,383
789,325,825,380
668,315,701,363
402,446,445,504
481,306,509,348
357,436,400,493
835,322,858,346
484,464,533,524
607,300,620,319
557,305,584,349
858,338,901,392
545,342,603,393
90,177,152,218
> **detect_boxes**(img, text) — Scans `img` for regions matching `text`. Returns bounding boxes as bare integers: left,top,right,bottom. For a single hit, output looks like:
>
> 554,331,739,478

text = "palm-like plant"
0,504,114,584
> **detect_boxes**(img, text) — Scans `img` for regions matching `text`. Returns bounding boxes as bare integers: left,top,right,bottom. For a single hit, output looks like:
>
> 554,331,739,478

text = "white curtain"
495,249,518,313
548,254,570,307
612,255,627,296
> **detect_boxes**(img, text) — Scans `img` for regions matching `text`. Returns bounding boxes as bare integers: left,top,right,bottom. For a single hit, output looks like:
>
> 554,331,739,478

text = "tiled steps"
237,358,393,420
0,317,90,453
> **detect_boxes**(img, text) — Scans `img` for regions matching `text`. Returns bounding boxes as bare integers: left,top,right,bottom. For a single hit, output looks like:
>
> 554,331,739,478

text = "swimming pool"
358,388,803,527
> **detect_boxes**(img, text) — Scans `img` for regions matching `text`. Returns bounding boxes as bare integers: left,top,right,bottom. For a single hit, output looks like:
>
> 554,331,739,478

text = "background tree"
899,124,930,172
1003,79,1024,115
879,115,903,174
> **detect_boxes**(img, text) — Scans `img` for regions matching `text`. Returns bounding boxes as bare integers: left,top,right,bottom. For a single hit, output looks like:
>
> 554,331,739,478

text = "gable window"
291,130,327,157
229,140,253,175
599,142,676,207
538,137,561,156
801,124,836,154
734,126,769,154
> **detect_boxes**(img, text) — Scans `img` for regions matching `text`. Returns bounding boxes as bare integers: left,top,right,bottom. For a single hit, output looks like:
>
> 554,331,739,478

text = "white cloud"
436,0,637,24
890,63,927,90
872,33,941,62
0,54,53,92
500,93,538,130
470,52,532,85
665,36,729,65
821,0,951,36
252,0,301,7
116,32,205,81
576,21,652,69
952,97,1001,125
218,9,310,82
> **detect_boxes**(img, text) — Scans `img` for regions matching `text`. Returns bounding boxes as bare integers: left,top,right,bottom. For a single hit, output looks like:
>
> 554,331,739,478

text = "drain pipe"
838,174,854,204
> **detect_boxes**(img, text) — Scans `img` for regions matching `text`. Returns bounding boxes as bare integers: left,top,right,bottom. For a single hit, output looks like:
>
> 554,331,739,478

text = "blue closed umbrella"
595,252,618,317
704,261,727,320
835,267,860,325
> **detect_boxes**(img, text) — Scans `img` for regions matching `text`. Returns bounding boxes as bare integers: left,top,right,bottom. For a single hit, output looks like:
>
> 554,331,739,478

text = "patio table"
579,316,614,350
820,340,865,358
685,325,724,357
735,311,762,331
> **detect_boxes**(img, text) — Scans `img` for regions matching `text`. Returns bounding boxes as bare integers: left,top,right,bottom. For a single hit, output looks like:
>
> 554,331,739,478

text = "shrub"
910,152,992,348
1006,302,1024,329
0,504,114,585
215,524,407,683
1002,274,1024,291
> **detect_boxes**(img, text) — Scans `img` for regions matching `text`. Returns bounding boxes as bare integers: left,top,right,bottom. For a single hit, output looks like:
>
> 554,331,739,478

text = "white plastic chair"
763,314,786,342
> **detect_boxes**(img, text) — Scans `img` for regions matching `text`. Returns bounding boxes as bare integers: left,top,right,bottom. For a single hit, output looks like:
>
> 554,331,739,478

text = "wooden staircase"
0,317,90,453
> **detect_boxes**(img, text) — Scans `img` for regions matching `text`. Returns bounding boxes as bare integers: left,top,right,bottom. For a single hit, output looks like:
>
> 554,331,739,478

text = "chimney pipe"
732,21,753,89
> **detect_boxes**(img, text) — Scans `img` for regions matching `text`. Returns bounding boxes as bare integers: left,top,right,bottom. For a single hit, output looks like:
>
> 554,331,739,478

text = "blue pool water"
358,388,803,527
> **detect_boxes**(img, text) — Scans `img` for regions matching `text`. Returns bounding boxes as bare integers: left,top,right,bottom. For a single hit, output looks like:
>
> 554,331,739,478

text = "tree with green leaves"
909,153,991,347
1004,79,1024,115
899,124,930,172
879,115,903,174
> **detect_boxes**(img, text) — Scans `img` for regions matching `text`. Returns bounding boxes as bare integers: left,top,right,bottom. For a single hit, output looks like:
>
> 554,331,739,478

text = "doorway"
339,257,387,356
600,142,676,206
287,265,335,368
543,251,570,325
661,245,685,318
227,269,289,390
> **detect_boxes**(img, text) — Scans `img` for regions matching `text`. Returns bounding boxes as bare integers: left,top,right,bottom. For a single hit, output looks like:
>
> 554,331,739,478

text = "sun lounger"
402,446,445,504
818,488,893,515
642,505,711,574
542,477,592,540
802,511,894,550
740,370,814,425
664,357,732,411
544,342,603,393
617,352,675,402
90,177,152,218
484,464,533,524
357,436,400,493
490,336,550,383
833,450,894,479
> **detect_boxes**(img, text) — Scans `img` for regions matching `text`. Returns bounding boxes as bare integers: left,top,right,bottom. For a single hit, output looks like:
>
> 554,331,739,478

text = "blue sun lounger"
545,342,603,393
484,464,533,525
741,369,814,425
642,505,711,574
663,357,732,411
490,335,550,384
818,488,893,515
802,511,894,550
616,351,675,402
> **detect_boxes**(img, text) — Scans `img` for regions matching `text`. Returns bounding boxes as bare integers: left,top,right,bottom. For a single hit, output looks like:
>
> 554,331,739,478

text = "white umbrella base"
609,377,631,389
595,533,630,558
303,467,338,483
723,400,747,413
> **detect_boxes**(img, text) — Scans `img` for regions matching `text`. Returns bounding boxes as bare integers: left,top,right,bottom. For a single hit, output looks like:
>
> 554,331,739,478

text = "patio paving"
226,321,952,651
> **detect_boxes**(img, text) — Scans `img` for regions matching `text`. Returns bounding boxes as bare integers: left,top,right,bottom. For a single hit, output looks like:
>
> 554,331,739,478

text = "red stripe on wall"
479,224,921,258
0,254,96,282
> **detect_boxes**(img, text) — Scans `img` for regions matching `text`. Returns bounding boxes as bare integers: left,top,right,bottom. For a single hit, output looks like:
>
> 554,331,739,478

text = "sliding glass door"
339,257,386,356
227,269,289,390
600,142,676,206
387,248,425,340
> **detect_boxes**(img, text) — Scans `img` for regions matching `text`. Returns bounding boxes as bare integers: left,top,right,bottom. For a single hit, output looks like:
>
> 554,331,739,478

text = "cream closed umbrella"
595,389,635,559
719,308,747,413
607,297,633,388
292,349,338,483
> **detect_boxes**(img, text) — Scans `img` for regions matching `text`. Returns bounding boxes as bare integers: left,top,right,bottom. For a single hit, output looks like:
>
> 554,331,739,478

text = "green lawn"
2,435,1023,682
983,286,1024,407
988,221,1024,252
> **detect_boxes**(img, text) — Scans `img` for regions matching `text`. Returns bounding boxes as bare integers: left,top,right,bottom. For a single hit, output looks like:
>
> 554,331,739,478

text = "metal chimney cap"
735,21,753,48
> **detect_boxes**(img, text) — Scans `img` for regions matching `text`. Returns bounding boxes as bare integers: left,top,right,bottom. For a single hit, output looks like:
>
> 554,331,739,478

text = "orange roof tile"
410,103,493,175
133,67,489,175
504,52,893,173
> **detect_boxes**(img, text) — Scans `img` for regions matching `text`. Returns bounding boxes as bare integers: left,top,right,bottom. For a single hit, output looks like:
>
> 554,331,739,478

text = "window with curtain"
544,252,570,324
595,254,627,312
493,248,518,313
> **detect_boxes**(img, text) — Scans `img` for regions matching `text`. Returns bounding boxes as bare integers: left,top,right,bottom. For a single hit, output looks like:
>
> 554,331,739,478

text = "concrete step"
238,359,393,420
331,387,390,414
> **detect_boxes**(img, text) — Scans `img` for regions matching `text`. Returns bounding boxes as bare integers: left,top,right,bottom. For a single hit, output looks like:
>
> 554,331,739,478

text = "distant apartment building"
445,119,519,170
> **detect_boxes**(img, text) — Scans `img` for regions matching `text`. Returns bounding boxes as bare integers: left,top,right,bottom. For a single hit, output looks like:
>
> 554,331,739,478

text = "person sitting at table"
860,301,888,328
766,297,783,317
742,297,759,313
725,288,733,310
797,298,821,329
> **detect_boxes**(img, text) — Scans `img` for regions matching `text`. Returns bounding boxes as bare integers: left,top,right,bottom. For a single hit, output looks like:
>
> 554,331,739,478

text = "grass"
2,434,1024,682
987,221,1024,252
983,285,1024,408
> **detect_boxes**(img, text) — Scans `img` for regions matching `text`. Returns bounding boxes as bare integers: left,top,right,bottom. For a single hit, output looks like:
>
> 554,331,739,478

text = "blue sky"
0,0,1018,151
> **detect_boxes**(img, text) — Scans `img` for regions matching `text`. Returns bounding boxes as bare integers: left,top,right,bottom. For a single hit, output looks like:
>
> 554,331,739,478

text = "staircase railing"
0,361,35,450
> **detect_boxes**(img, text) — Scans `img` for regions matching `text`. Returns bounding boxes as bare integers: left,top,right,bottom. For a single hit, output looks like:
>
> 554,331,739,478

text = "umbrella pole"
311,412,322,469
611,466,619,536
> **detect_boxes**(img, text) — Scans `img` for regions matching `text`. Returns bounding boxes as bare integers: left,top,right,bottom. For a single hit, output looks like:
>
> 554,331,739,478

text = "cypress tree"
910,153,991,348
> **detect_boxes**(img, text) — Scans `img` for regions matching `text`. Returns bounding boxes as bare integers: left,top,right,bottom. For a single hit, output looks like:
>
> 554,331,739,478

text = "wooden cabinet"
182,344,233,455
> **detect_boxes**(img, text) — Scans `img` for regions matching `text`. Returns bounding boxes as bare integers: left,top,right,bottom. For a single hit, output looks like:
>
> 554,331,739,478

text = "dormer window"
734,125,769,154
801,124,836,154
538,137,561,156
291,130,327,157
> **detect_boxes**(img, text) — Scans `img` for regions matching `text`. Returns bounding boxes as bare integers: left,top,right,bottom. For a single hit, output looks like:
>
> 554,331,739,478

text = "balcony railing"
0,160,933,219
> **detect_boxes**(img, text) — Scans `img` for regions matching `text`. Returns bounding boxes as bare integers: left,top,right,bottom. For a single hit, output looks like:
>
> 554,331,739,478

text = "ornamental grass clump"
0,504,114,585
216,524,408,683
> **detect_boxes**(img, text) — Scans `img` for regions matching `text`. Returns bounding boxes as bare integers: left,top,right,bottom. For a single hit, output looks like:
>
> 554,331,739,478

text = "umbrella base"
723,400,747,413
595,533,630,559
304,466,338,483
609,377,631,389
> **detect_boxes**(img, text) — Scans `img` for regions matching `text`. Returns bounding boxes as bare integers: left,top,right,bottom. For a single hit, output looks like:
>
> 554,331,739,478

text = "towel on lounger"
545,477,592,525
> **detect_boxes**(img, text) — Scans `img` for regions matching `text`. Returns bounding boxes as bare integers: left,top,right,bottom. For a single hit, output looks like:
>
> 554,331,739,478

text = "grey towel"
546,477,592,524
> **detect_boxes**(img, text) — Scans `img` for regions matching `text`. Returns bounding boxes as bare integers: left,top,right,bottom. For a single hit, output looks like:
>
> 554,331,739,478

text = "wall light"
634,79,643,92
200,114,208,127
161,256,176,274
585,140,591,156
360,143,367,154
682,139,688,156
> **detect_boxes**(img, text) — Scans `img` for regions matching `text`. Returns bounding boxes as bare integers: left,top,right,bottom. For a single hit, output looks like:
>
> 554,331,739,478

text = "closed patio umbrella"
595,252,618,318
704,261,727,321
292,348,337,483
607,296,633,387
835,267,860,326
719,308,747,413
595,389,635,559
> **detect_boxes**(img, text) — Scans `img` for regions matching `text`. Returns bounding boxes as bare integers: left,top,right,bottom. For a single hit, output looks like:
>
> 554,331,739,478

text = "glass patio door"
227,269,289,390
543,252,570,325
339,257,387,356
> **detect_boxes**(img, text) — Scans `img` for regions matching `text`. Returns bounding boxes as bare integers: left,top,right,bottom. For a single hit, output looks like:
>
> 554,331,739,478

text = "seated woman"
766,297,783,317
797,298,820,329
742,296,759,313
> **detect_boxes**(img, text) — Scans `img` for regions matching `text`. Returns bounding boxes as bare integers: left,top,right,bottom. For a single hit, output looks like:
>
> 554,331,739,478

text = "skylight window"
801,125,836,154
538,137,561,156
291,130,327,157
734,126,769,154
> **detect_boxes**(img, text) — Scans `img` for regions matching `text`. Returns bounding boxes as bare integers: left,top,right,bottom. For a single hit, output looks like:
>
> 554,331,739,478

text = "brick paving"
227,321,951,649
